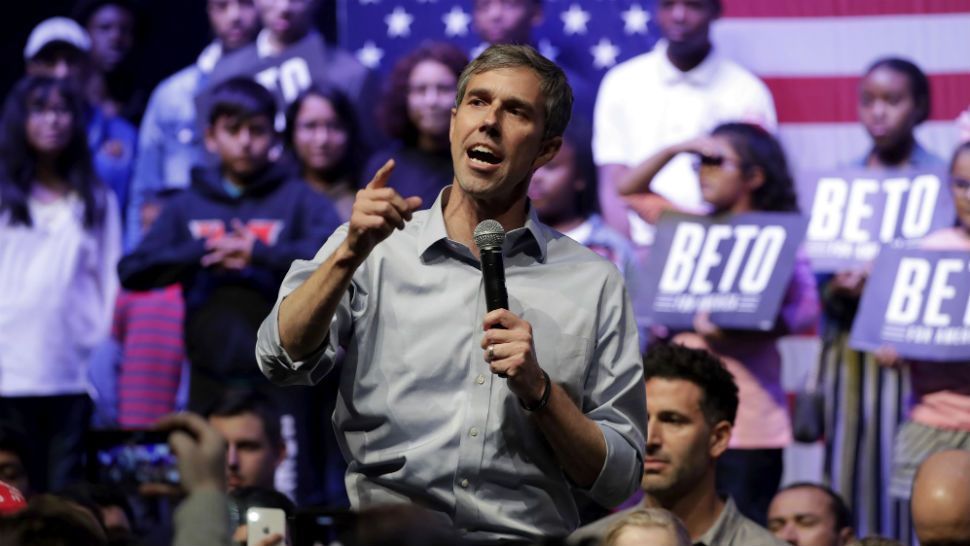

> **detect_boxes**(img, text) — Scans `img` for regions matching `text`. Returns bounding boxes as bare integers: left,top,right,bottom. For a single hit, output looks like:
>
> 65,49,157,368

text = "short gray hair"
602,508,692,546
454,44,572,141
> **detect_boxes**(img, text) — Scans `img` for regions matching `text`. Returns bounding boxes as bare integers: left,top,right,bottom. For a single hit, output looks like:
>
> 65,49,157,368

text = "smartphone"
247,507,287,546
86,429,180,491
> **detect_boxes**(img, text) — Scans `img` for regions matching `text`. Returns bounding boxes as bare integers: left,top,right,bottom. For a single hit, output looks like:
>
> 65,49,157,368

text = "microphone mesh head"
473,219,505,251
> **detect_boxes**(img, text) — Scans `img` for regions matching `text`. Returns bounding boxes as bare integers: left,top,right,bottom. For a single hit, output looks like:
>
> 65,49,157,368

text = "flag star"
621,4,650,35
385,6,414,38
417,0,437,3
442,6,471,37
538,39,559,62
560,4,591,35
356,41,384,68
359,0,379,4
470,42,488,59
590,38,620,69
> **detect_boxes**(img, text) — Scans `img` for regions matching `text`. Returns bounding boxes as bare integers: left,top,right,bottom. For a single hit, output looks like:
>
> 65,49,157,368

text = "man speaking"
255,44,645,542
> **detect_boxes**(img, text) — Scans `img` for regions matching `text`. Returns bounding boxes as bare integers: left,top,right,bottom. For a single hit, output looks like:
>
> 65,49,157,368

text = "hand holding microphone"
475,220,550,410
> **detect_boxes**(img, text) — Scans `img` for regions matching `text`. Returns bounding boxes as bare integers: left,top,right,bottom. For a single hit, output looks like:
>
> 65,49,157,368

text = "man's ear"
274,443,288,469
837,527,855,546
533,136,562,170
204,125,218,155
709,420,732,458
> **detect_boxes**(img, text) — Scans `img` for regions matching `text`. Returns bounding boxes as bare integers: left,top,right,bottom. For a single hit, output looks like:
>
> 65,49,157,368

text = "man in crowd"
256,44,645,542
129,0,261,247
767,483,855,546
207,0,379,144
572,343,784,545
207,391,287,494
911,450,970,546
593,0,775,245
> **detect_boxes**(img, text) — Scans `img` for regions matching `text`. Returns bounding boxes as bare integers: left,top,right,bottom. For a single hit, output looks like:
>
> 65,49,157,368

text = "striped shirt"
113,285,185,428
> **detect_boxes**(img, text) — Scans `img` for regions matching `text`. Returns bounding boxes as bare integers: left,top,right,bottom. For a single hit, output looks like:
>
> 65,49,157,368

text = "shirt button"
469,427,479,437
460,478,470,488
475,374,485,385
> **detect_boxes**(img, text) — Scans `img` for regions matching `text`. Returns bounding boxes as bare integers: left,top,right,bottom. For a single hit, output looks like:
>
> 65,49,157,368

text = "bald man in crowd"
910,450,970,546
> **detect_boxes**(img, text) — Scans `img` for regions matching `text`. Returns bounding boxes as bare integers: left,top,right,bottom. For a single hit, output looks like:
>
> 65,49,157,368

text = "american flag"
338,0,970,171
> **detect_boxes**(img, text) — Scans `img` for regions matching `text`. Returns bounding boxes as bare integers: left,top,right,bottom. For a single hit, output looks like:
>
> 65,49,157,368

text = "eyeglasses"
691,153,742,171
28,105,72,120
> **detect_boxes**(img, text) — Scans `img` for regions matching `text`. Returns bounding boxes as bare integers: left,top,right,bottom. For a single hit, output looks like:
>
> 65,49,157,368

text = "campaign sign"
639,212,809,330
796,168,954,272
850,247,970,362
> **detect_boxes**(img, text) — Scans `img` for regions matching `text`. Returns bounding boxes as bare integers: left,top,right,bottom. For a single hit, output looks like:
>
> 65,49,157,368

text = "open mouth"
467,145,502,167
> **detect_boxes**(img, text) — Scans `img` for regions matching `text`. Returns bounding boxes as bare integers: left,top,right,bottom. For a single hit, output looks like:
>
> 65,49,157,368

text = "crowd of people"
0,0,968,545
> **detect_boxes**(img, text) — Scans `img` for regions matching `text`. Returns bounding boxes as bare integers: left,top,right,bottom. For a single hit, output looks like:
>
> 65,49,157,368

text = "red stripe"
762,73,970,124
119,388,178,401
123,346,185,360
127,332,184,346
723,0,970,18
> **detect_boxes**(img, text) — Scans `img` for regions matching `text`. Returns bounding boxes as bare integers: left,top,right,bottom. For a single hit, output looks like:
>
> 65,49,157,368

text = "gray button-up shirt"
256,191,646,542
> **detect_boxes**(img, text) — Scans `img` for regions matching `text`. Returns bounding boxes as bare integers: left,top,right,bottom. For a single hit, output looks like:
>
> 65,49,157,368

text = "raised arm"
277,160,422,360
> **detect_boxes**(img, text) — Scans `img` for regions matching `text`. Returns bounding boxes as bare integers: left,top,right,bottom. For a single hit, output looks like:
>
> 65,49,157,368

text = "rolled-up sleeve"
255,226,354,386
582,273,647,507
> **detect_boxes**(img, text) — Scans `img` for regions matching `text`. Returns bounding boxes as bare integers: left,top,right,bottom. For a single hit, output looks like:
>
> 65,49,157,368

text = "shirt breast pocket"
547,332,591,406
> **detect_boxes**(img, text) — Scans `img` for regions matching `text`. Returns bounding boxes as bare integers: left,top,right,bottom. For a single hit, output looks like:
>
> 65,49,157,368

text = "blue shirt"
256,188,646,542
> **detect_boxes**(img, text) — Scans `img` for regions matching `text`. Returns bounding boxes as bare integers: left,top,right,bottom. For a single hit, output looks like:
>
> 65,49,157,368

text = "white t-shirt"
593,41,777,244
0,190,120,395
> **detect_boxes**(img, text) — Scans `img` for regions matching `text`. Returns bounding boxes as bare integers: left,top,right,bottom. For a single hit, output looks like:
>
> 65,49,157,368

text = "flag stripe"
713,14,970,76
765,73,970,124
722,0,970,18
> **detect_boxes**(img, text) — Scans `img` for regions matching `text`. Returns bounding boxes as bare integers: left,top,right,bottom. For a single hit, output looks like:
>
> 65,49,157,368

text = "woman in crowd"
602,508,691,546
284,86,365,222
364,41,467,207
0,76,121,492
877,142,970,534
618,122,819,524
820,57,944,537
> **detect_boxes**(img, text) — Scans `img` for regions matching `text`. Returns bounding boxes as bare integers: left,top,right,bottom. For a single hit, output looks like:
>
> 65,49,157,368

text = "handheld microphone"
473,219,508,312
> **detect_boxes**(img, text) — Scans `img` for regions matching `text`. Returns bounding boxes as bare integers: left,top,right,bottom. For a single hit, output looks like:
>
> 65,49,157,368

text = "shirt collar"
197,41,223,74
655,39,720,87
694,497,741,546
417,187,549,263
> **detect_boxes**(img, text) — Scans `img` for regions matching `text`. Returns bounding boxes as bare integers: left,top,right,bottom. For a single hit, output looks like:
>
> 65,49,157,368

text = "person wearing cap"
128,0,261,248
256,44,645,542
24,16,137,225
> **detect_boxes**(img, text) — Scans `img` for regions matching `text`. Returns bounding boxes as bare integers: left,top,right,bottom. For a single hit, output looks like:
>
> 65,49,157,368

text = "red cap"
0,480,27,514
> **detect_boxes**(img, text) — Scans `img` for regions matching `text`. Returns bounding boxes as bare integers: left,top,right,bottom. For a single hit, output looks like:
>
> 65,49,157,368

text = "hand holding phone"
247,507,286,546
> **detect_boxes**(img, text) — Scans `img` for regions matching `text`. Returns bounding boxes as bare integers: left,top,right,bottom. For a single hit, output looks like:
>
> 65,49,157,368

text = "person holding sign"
870,142,970,512
818,57,945,536
618,122,819,524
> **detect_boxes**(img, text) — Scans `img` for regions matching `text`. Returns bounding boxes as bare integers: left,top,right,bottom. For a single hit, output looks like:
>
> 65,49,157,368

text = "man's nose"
226,444,239,468
777,522,799,545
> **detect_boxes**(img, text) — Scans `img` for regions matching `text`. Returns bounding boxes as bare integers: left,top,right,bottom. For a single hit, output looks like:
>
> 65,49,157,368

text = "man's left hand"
481,309,547,405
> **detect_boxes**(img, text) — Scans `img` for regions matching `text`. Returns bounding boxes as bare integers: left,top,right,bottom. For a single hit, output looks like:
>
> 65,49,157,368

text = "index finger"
483,309,524,331
155,411,208,438
366,159,396,190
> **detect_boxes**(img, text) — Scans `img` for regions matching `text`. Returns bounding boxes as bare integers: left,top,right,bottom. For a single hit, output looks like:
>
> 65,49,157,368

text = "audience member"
207,0,379,144
820,57,944,537
73,0,145,123
876,142,970,509
768,483,854,546
0,428,31,498
118,77,340,412
23,17,137,222
0,76,121,493
284,85,364,221
129,0,261,247
571,343,784,545
594,0,776,246
910,450,970,546
56,482,136,545
365,42,467,208
529,123,636,283
850,538,905,546
619,122,818,523
207,391,286,493
601,508,691,546
0,494,108,546
471,0,595,132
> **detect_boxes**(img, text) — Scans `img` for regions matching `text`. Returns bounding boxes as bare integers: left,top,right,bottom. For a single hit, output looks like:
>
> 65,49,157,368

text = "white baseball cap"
24,17,91,61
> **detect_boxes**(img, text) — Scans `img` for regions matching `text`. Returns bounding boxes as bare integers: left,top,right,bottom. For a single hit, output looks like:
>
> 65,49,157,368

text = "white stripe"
712,14,970,76
777,121,958,172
